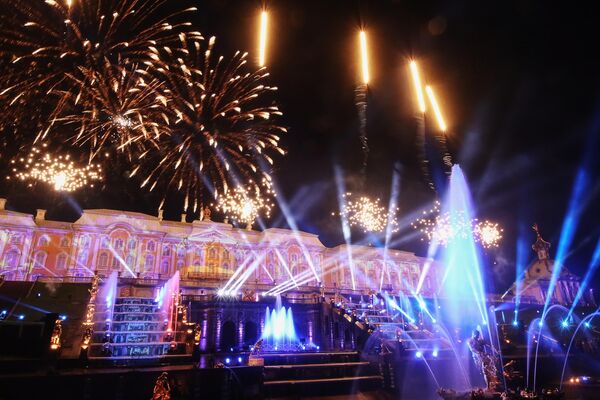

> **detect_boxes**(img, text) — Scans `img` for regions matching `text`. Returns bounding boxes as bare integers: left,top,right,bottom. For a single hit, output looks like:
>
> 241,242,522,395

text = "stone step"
263,375,383,397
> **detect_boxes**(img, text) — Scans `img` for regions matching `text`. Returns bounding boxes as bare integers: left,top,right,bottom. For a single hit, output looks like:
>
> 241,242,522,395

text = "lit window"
33,252,47,268
38,236,49,247
147,241,155,251
56,254,67,269
98,253,109,268
115,238,124,250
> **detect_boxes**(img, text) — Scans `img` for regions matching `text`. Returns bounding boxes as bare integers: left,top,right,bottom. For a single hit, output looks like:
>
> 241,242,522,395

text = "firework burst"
135,35,286,212
7,145,102,192
411,201,503,248
336,193,398,234
214,178,274,228
0,0,199,157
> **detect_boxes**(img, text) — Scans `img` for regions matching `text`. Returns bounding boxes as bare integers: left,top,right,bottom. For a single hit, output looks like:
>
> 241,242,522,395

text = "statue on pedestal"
152,372,171,400
467,330,500,392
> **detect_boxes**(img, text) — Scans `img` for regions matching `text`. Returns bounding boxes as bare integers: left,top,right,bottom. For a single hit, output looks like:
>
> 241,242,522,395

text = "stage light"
237,356,242,363
584,322,591,328
561,320,569,328
512,320,518,327
538,321,543,327
18,314,24,320
60,315,67,321
415,351,423,358
432,349,439,358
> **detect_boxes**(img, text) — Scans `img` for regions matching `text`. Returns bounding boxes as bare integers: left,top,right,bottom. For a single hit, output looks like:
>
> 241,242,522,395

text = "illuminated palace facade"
0,199,441,297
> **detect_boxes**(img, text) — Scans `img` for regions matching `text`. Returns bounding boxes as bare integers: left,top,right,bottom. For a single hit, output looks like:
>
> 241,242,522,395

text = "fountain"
261,295,298,351
86,271,188,359
433,165,503,395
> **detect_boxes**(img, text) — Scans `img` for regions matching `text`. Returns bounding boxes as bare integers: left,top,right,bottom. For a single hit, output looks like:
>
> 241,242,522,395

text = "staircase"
88,297,189,361
262,351,383,398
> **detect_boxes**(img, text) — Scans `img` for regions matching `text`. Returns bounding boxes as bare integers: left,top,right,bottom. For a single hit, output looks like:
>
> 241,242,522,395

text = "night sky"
2,0,599,293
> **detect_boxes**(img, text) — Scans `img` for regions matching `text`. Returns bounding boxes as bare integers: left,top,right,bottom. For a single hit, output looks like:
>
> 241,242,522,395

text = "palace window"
176,260,184,270
163,245,171,256
223,249,229,259
33,251,47,268
37,236,50,247
60,237,70,247
127,239,136,250
56,253,67,269
177,247,185,257
10,235,21,245
80,236,90,248
209,248,217,258
111,256,119,269
98,252,109,269
3,250,19,268
100,237,109,249
126,255,135,268
114,238,124,250
144,254,154,271
147,240,155,251
161,260,170,274
195,247,203,257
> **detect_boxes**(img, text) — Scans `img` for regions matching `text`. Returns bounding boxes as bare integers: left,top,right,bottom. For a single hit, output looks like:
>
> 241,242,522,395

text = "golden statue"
151,372,171,400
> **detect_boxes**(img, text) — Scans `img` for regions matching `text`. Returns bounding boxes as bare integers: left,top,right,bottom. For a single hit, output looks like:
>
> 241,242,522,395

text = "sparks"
215,179,274,228
409,60,426,113
425,85,447,132
8,146,102,192
258,10,268,67
337,193,398,233
359,30,369,85
411,201,503,248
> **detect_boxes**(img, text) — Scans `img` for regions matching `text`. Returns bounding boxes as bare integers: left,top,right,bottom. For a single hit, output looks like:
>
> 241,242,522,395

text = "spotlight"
584,322,591,328
316,345,320,350
512,321,518,327
60,315,67,321
432,350,439,357
237,357,242,363
418,301,426,310
416,351,422,358
538,321,543,327
18,314,24,320
225,357,231,365
561,320,569,328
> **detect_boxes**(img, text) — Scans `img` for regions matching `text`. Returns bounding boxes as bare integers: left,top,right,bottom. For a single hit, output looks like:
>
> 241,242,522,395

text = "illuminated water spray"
438,165,489,327
261,295,297,351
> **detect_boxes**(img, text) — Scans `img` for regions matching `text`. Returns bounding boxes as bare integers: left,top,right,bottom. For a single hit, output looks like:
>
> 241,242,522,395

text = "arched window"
100,237,109,249
37,236,49,247
163,245,171,256
56,253,68,269
98,252,109,268
177,247,185,257
128,239,136,250
33,251,47,268
291,254,298,263
126,255,135,268
60,237,70,247
147,240,155,251
3,250,19,268
111,256,119,269
161,260,170,274
114,238,124,250
144,254,154,271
